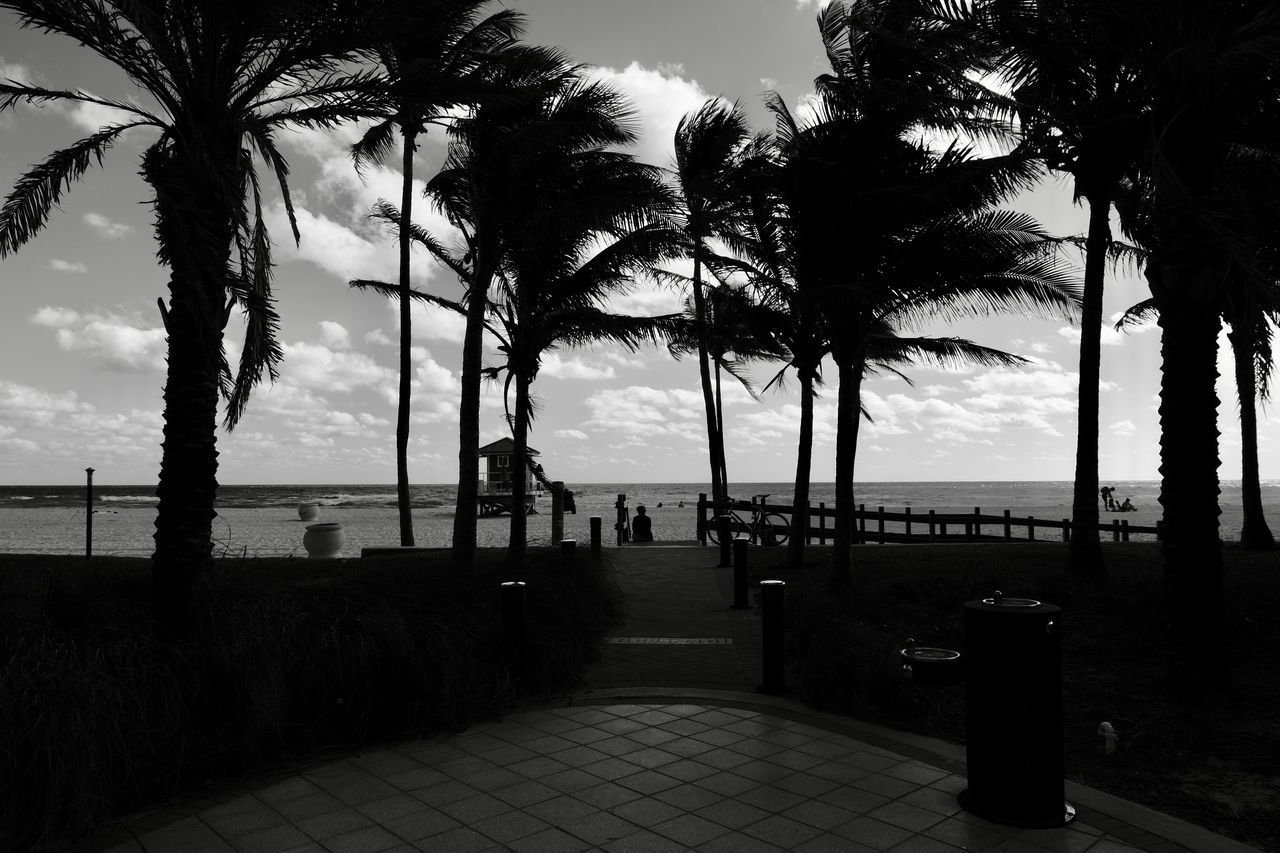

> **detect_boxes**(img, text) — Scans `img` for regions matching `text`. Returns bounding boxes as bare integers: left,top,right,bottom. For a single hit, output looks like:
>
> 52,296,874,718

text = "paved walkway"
99,546,1260,852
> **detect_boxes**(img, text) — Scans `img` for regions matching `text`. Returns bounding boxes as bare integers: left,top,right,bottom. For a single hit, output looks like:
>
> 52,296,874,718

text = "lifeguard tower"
477,438,540,516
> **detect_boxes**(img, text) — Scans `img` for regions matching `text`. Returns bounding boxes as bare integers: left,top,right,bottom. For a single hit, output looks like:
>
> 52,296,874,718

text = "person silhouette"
1100,486,1115,511
631,505,653,542
1120,497,1134,512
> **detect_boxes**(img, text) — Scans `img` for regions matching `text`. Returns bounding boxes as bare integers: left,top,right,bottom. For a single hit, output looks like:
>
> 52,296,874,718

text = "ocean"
0,480,1269,557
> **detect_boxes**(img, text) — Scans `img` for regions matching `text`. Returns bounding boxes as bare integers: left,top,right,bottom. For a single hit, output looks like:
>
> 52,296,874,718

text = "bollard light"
717,515,733,567
732,537,750,609
759,580,786,694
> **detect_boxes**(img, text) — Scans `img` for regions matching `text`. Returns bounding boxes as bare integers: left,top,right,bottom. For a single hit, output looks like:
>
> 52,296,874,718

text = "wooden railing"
694,493,1161,546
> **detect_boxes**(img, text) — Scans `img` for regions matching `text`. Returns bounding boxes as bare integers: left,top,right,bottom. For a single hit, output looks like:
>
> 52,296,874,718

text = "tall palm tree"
0,0,392,628
671,99,757,505
351,1,524,547
978,0,1146,581
1121,0,1280,696
787,1,1079,587
426,59,659,572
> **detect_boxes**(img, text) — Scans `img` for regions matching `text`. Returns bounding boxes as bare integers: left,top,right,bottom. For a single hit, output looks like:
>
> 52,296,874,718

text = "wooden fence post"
974,507,982,538
616,494,627,546
819,501,827,542
1003,509,1012,540
877,506,885,544
858,503,866,544
697,492,707,545
1028,516,1035,540
1121,519,1130,542
1112,519,1120,542
1062,519,1070,542
905,506,912,538
928,510,936,542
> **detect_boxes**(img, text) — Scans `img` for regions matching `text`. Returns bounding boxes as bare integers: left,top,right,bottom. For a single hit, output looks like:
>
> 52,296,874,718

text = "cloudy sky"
0,0,1258,486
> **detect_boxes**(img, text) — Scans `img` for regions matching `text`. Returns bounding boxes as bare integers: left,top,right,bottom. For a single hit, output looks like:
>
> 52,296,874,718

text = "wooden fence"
694,493,1161,546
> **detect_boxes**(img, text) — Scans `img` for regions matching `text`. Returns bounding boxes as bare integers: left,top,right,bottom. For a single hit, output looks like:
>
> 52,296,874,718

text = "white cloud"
281,340,394,393
404,300,467,344
84,212,133,238
587,62,713,168
1109,419,1136,437
555,429,589,440
49,259,88,273
365,329,393,346
30,306,165,371
319,321,350,349
541,353,616,380
1057,323,1125,347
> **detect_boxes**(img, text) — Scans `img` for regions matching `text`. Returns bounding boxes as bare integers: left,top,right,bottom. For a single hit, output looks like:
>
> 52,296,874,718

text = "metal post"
717,515,732,567
85,467,94,563
615,494,626,545
760,580,786,694
732,538,750,609
500,581,526,671
551,481,564,544
590,516,602,555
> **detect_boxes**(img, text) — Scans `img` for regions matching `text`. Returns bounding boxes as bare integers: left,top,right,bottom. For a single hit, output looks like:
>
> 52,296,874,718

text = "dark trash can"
958,592,1074,827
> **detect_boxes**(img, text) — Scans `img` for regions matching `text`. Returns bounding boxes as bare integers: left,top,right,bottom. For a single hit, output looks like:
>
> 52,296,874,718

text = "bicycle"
707,494,791,546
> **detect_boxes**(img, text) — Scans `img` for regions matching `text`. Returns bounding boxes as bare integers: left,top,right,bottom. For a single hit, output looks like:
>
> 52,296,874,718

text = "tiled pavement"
98,546,1261,852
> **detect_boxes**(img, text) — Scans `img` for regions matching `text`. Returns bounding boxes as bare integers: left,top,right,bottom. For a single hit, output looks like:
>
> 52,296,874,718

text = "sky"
0,0,1263,486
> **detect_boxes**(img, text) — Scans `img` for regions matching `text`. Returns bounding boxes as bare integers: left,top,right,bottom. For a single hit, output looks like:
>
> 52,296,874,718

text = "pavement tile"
605,704,653,717
202,805,285,840
694,769,762,798
254,777,324,805
737,784,809,813
412,825,492,852
508,754,572,778
350,750,424,777
611,796,685,827
553,707,622,725
593,733,652,755
742,813,824,848
271,791,346,822
772,770,841,798
659,757,721,782
900,784,964,816
659,736,718,758
700,831,789,852
695,797,773,828
691,727,747,747
525,794,600,825
355,794,429,823
541,768,602,793
520,733,580,754
886,835,964,852
922,815,1008,850
323,824,406,853
766,749,827,772
624,727,682,747
475,743,538,765
884,760,951,786
727,738,790,759
600,828,689,852
734,759,795,784
572,780,645,810
614,768,684,795
583,755,647,781
490,779,561,808
695,746,754,770
658,718,713,736
397,742,467,765
434,755,498,779
653,782,724,811
781,799,859,831
130,816,233,853
623,746,682,769
868,799,948,832
410,779,480,807
550,744,615,768
381,807,461,842
929,773,969,795
558,725,615,745
834,815,916,850
808,759,873,784
471,810,551,845
460,767,526,792
559,809,643,846
234,823,312,851
853,771,925,800
632,709,681,726
845,750,904,773
294,806,374,841
438,793,511,824
384,767,449,792
597,717,650,735
652,812,731,846
278,843,329,853
796,832,878,852
506,826,595,853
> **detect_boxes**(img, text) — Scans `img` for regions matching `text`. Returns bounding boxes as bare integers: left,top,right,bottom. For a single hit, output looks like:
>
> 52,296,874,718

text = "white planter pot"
298,502,319,521
303,522,344,558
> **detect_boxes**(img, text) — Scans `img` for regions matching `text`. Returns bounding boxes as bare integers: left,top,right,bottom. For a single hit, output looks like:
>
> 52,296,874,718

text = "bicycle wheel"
707,514,750,545
759,513,791,546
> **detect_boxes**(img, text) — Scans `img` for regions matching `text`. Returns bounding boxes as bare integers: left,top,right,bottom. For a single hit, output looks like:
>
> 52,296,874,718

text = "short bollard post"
732,538,750,609
561,538,577,559
759,580,786,694
500,581,526,666
590,516,602,555
85,466,95,565
717,515,732,567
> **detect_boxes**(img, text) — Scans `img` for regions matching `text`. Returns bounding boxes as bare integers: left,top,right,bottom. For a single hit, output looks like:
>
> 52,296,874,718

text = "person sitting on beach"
1119,497,1134,512
632,505,653,542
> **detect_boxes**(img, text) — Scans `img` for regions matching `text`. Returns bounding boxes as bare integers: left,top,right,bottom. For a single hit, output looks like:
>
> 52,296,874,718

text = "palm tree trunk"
691,252,724,502
508,370,530,562
1068,193,1109,581
452,264,491,574
788,368,816,571
714,359,728,493
152,277,223,633
828,358,862,591
396,126,417,547
1156,294,1229,698
1228,323,1275,549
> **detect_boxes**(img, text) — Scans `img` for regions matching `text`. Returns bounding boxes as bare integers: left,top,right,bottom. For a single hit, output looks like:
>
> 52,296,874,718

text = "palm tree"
785,1,1080,587
351,1,524,547
977,0,1146,581
0,0,392,628
671,99,758,505
1121,0,1280,695
425,59,665,571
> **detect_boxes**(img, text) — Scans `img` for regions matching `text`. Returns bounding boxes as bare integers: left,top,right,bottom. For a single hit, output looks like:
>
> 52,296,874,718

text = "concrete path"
98,545,1260,852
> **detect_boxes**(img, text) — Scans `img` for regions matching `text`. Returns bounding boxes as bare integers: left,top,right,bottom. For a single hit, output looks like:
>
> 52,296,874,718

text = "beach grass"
766,543,1280,851
0,548,622,852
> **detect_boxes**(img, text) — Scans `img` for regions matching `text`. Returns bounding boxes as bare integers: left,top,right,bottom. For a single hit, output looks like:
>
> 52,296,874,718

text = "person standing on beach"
1100,486,1114,511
